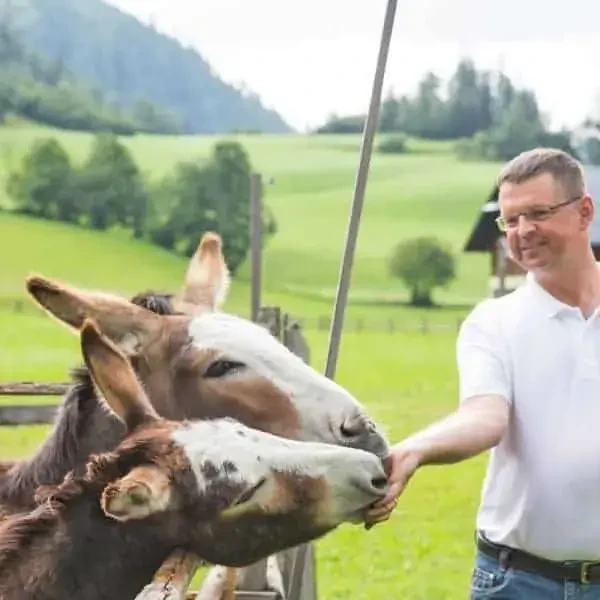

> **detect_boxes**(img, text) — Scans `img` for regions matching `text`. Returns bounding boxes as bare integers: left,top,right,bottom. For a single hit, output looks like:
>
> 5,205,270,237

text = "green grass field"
0,124,501,305
0,124,502,598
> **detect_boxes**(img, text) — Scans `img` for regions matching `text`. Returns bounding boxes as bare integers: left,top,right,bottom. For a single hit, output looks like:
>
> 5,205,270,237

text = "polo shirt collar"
525,272,582,319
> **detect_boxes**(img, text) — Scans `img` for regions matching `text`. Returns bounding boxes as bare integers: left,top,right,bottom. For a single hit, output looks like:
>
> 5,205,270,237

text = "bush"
7,137,76,220
378,134,407,154
388,236,456,306
315,114,365,134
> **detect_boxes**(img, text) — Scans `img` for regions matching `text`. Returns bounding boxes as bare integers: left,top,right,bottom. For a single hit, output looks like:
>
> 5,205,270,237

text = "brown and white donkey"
0,320,388,600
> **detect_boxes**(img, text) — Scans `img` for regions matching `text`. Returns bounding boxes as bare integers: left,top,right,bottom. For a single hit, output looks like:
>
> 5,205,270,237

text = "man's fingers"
362,451,420,530
386,480,406,502
366,503,395,520
364,495,398,522
363,503,395,529
362,478,408,529
371,513,391,524
370,480,405,508
371,493,394,509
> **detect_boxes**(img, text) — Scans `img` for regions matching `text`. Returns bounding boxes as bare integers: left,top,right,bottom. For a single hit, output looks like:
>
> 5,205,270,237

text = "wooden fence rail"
0,296,466,334
0,383,65,425
0,382,69,395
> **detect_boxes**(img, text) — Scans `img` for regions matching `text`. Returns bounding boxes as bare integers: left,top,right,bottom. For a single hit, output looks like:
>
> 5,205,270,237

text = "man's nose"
516,215,536,235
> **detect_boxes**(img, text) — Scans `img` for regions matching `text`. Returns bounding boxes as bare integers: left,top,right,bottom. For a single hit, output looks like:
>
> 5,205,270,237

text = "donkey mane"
128,290,182,316
0,367,104,506
0,454,119,574
0,430,177,574
36,426,182,508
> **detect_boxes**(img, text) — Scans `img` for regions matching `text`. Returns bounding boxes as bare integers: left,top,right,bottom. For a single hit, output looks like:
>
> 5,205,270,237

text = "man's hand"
363,394,509,529
364,445,420,527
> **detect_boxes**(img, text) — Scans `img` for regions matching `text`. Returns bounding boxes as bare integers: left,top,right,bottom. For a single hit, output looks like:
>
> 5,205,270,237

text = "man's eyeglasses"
495,196,581,233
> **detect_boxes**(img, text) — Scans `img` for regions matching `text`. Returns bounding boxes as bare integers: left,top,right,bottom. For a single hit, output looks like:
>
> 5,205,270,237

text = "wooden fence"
0,295,465,336
0,306,317,600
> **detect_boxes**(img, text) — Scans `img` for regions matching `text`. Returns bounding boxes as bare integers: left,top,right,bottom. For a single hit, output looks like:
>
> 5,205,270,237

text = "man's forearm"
397,395,509,467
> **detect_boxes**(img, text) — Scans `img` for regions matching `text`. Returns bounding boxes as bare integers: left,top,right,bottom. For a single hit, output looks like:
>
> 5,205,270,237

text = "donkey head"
26,233,389,458
81,320,388,566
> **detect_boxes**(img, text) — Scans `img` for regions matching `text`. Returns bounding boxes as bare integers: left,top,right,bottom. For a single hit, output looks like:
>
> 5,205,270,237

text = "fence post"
280,313,315,600
135,551,200,600
250,173,263,322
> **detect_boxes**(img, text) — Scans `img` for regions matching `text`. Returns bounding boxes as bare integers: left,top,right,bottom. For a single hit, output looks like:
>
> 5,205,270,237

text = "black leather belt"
477,532,600,584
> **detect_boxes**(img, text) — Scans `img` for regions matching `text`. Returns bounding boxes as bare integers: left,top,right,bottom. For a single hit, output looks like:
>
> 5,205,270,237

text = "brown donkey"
0,321,388,600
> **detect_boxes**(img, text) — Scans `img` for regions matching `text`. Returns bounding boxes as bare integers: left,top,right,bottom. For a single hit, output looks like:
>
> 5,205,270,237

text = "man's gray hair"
498,147,585,199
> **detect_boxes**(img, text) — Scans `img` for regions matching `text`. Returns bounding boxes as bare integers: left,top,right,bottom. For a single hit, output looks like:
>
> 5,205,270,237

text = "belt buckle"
581,562,593,584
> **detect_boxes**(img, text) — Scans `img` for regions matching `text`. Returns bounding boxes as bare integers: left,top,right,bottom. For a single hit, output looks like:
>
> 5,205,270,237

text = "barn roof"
464,165,600,252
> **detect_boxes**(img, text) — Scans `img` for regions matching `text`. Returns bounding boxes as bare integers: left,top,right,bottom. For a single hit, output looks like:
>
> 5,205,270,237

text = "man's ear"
580,194,595,229
101,465,172,522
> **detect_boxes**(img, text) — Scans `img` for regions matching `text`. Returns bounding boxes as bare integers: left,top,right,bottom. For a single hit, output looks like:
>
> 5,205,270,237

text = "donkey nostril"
340,424,359,438
371,476,388,491
340,415,364,439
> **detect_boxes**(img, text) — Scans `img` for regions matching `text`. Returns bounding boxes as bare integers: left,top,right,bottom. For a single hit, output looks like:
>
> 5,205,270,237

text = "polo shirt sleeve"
456,299,512,406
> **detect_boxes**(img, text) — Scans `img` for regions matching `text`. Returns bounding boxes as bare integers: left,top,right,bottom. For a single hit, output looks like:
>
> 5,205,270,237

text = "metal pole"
324,0,398,380
250,172,263,322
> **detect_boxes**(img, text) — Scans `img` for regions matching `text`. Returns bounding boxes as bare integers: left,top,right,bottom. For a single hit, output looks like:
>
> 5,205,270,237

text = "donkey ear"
174,232,230,315
101,465,172,522
26,274,161,354
80,319,159,431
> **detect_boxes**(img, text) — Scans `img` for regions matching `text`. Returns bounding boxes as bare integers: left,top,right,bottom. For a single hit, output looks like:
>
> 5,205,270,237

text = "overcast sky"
106,0,600,132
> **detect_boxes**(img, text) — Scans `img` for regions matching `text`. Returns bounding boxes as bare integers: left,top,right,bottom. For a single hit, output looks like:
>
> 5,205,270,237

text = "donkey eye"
232,477,267,507
204,360,245,379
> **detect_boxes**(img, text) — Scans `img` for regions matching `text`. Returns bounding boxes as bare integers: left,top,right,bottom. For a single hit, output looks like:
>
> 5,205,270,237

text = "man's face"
498,173,589,271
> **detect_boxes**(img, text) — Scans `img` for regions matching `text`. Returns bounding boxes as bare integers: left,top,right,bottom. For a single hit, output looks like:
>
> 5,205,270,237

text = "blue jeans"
470,550,600,599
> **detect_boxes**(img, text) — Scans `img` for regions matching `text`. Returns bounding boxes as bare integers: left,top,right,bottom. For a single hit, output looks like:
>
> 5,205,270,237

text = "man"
367,148,600,598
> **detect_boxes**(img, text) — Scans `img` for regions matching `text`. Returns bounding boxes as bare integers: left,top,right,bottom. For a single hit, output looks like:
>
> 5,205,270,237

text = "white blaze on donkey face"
172,418,389,524
187,313,389,458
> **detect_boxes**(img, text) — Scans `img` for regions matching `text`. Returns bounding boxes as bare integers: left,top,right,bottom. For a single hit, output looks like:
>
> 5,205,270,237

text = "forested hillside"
8,0,291,134
317,59,596,162
0,10,166,133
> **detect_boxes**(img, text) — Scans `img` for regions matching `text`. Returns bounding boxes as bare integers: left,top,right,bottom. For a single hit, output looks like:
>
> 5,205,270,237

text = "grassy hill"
0,124,502,307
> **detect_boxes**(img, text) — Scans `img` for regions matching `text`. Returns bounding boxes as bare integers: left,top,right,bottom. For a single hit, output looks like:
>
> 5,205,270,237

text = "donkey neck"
0,497,178,600
0,368,126,511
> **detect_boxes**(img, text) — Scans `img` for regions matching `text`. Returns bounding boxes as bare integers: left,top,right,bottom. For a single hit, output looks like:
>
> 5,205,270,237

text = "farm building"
464,165,600,296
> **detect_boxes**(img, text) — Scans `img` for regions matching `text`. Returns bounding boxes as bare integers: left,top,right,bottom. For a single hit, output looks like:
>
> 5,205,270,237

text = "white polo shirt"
457,273,600,561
